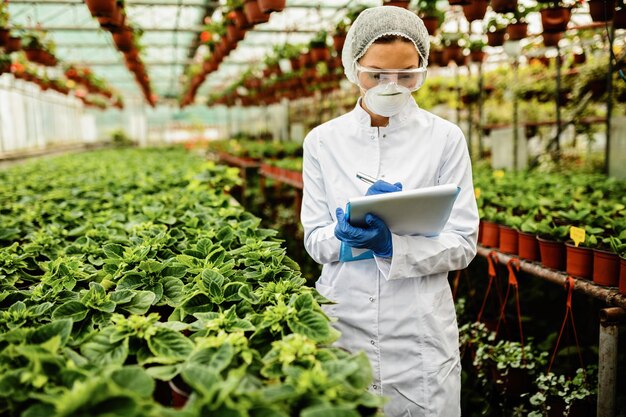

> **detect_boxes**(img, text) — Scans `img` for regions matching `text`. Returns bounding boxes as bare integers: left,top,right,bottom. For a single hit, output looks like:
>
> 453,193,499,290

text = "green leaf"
103,243,124,259
117,273,145,290
238,284,260,304
119,291,156,315
300,405,360,417
110,290,135,304
80,332,128,365
30,319,73,346
293,293,313,311
287,310,330,342
111,366,155,398
148,328,193,360
52,301,89,321
163,277,184,304
208,343,234,372
145,365,181,381
182,293,213,314
139,260,166,274
181,366,220,397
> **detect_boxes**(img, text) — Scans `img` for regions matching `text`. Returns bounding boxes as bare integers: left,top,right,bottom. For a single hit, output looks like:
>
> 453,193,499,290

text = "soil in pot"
538,237,565,271
565,243,593,279
518,232,540,262
592,249,620,287
498,225,519,255
481,221,500,248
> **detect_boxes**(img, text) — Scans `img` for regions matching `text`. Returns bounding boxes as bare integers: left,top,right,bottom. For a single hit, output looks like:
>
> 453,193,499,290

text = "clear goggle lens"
355,63,428,92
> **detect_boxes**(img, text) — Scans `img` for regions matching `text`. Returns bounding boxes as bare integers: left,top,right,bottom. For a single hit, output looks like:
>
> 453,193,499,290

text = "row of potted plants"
474,163,626,293
84,0,155,106
180,0,289,106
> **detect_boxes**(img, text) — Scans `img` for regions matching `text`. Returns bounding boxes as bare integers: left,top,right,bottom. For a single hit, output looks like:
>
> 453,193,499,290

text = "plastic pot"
332,33,346,53
0,29,9,47
168,379,189,409
481,221,500,248
542,31,562,47
487,30,506,47
565,243,593,279
588,0,615,22
490,0,517,13
592,249,620,287
244,0,270,25
540,7,571,33
506,22,528,41
421,15,440,35
537,237,565,271
620,257,626,295
498,226,519,255
462,0,489,22
518,232,540,262
85,0,116,17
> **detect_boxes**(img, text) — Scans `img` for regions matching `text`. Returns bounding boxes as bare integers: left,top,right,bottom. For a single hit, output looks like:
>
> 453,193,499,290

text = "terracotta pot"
491,0,517,13
299,50,313,68
98,6,125,31
6,36,22,53
469,50,485,62
430,49,444,66
0,29,9,46
23,48,42,64
226,24,244,43
518,232,540,262
542,31,562,47
593,249,620,287
310,46,330,63
615,7,626,29
333,33,346,53
113,29,133,52
443,45,465,66
383,0,410,7
448,0,471,4
565,243,593,279
232,8,252,29
478,220,484,244
85,0,116,17
573,52,586,65
506,22,527,41
487,30,506,47
540,7,571,33
462,0,489,22
244,0,270,24
588,0,615,22
258,0,286,13
481,221,500,248
498,226,519,255
538,237,566,271
619,258,626,295
168,380,189,408
289,57,302,71
421,16,440,35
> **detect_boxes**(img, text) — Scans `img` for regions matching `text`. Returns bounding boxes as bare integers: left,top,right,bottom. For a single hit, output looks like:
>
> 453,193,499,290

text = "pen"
356,171,378,185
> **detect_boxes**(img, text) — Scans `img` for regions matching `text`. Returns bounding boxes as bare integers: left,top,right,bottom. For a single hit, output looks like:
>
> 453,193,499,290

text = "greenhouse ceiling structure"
7,0,379,103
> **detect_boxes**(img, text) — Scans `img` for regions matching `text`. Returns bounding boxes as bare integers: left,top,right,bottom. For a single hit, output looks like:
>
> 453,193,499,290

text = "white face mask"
363,83,411,117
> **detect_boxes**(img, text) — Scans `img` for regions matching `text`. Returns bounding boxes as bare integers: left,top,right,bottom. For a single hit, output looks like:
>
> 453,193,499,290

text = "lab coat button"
372,384,378,390
383,134,387,138
370,340,375,345
369,297,375,302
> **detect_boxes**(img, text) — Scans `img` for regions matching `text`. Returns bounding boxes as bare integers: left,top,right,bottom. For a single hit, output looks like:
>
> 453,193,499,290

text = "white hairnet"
341,6,430,85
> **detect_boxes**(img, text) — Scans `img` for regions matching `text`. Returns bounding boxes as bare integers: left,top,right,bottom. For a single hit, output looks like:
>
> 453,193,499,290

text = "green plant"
528,367,597,417
536,0,584,9
274,42,303,59
485,15,508,33
0,3,9,27
504,2,536,24
22,29,45,49
468,37,486,51
225,0,244,8
309,30,328,49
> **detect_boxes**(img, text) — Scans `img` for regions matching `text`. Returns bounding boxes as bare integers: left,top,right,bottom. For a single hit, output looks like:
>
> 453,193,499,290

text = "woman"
300,6,479,417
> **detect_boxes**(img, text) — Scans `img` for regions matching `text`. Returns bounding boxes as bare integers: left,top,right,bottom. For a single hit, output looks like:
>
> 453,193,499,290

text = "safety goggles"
355,63,428,92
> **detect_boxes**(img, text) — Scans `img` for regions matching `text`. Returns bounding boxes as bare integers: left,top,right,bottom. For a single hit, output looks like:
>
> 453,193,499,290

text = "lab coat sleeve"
301,130,341,264
382,127,479,280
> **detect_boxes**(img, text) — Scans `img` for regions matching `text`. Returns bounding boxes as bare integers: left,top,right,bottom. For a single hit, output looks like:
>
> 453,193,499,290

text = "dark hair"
373,34,413,44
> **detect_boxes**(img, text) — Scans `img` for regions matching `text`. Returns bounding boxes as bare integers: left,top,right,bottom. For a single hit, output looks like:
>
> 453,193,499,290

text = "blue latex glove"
366,180,403,196
334,207,392,257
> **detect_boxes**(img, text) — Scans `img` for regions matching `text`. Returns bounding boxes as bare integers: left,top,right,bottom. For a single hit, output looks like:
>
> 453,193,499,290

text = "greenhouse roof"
7,0,378,103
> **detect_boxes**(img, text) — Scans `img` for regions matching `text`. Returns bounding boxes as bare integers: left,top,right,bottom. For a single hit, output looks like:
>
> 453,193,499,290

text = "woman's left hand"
334,207,392,257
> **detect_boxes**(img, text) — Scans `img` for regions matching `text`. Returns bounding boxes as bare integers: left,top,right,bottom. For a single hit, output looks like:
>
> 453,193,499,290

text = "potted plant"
243,0,269,25
0,51,11,74
588,0,615,22
564,225,602,280
572,58,609,101
257,0,286,13
332,18,348,53
440,32,467,66
468,37,486,62
593,235,623,287
528,368,597,417
491,0,518,13
85,0,117,18
462,0,490,22
518,216,541,262
0,3,9,46
226,0,251,29
418,0,445,35
309,30,329,63
537,0,580,33
504,2,533,41
536,217,568,271
485,15,508,47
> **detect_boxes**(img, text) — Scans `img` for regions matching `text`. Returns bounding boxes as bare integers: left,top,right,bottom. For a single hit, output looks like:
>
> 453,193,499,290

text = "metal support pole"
605,22,615,175
477,60,484,160
555,43,562,158
513,59,519,170
597,307,625,417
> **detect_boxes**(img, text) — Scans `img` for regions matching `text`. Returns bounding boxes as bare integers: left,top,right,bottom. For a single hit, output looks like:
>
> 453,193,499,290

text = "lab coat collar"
351,96,419,131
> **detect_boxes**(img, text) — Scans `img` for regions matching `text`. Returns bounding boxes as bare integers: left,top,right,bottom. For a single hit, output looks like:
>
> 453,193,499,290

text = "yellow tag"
493,170,505,178
475,187,481,199
570,226,586,247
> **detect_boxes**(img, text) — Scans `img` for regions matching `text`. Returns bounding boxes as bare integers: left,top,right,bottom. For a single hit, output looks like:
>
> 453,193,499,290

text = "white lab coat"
301,98,479,417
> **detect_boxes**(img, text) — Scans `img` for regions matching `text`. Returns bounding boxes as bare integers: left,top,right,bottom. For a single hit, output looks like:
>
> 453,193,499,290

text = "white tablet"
346,183,460,236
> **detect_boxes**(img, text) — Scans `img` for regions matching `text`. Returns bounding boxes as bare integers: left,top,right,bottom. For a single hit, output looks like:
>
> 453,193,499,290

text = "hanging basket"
518,232,540,262
506,22,528,41
565,243,593,279
538,237,566,270
243,0,270,25
85,0,116,18
258,0,286,13
383,0,410,8
592,249,620,287
487,30,506,47
542,31,562,47
421,16,440,35
491,0,517,13
498,226,519,255
540,7,571,33
462,0,489,22
588,0,615,22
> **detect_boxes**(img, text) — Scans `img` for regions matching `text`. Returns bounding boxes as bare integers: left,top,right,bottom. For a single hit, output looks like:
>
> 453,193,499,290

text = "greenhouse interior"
1,0,626,416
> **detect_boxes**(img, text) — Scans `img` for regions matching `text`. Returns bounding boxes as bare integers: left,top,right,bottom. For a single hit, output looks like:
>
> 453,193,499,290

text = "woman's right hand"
366,180,403,196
